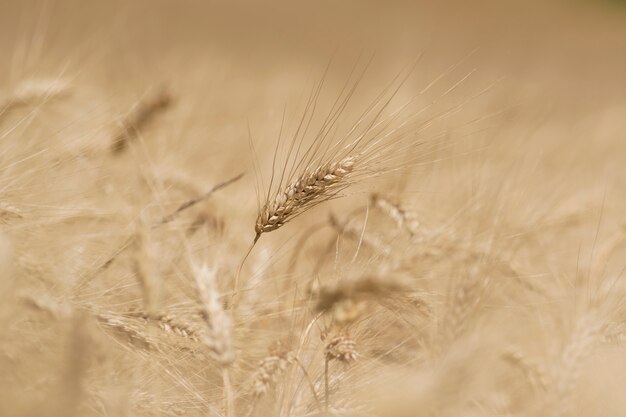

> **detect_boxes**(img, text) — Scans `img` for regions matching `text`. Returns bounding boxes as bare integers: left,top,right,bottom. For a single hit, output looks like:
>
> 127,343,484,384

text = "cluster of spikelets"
255,156,355,239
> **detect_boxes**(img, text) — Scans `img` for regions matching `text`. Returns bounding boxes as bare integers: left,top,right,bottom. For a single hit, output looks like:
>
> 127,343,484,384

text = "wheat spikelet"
323,332,358,412
440,265,491,349
603,321,626,344
96,311,155,350
98,309,207,350
370,193,420,237
324,333,358,364
155,313,202,342
502,348,549,391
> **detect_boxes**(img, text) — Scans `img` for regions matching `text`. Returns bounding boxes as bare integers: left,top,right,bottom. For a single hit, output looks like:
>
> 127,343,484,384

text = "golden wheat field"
1,1,626,416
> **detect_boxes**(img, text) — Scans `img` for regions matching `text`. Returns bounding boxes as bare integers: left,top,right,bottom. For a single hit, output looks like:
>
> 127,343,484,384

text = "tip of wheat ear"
255,156,356,238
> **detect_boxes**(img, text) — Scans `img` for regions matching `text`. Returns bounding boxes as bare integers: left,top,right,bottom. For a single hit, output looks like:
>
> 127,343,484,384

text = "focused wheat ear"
255,156,355,241
251,57,488,246
252,69,407,244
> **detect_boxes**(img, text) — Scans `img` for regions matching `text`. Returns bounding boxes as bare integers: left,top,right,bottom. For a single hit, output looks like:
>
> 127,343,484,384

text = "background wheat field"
1,1,626,417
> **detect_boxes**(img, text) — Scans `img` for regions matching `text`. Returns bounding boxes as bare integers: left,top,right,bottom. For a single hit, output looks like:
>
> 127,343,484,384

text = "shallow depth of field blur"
1,1,625,416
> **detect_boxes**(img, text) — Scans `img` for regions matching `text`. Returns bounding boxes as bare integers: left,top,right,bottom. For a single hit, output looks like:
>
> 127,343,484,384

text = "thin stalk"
223,367,235,417
324,357,330,413
232,238,257,307
293,357,323,413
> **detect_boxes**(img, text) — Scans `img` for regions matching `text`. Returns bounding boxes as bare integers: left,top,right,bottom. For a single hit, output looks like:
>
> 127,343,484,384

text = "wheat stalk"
328,212,392,257
158,172,244,225
132,221,161,318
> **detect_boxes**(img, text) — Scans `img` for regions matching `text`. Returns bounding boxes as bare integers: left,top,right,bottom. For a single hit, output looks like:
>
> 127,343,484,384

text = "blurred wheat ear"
111,86,173,153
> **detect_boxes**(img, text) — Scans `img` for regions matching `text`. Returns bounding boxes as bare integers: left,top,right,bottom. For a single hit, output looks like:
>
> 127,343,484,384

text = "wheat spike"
255,156,355,241
96,311,155,350
0,203,23,223
192,263,235,366
502,348,549,391
325,334,358,364
153,312,202,342
315,274,408,322
0,78,70,119
550,311,605,417
252,350,295,398
111,86,172,153
132,221,161,318
370,193,420,237
19,292,73,320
